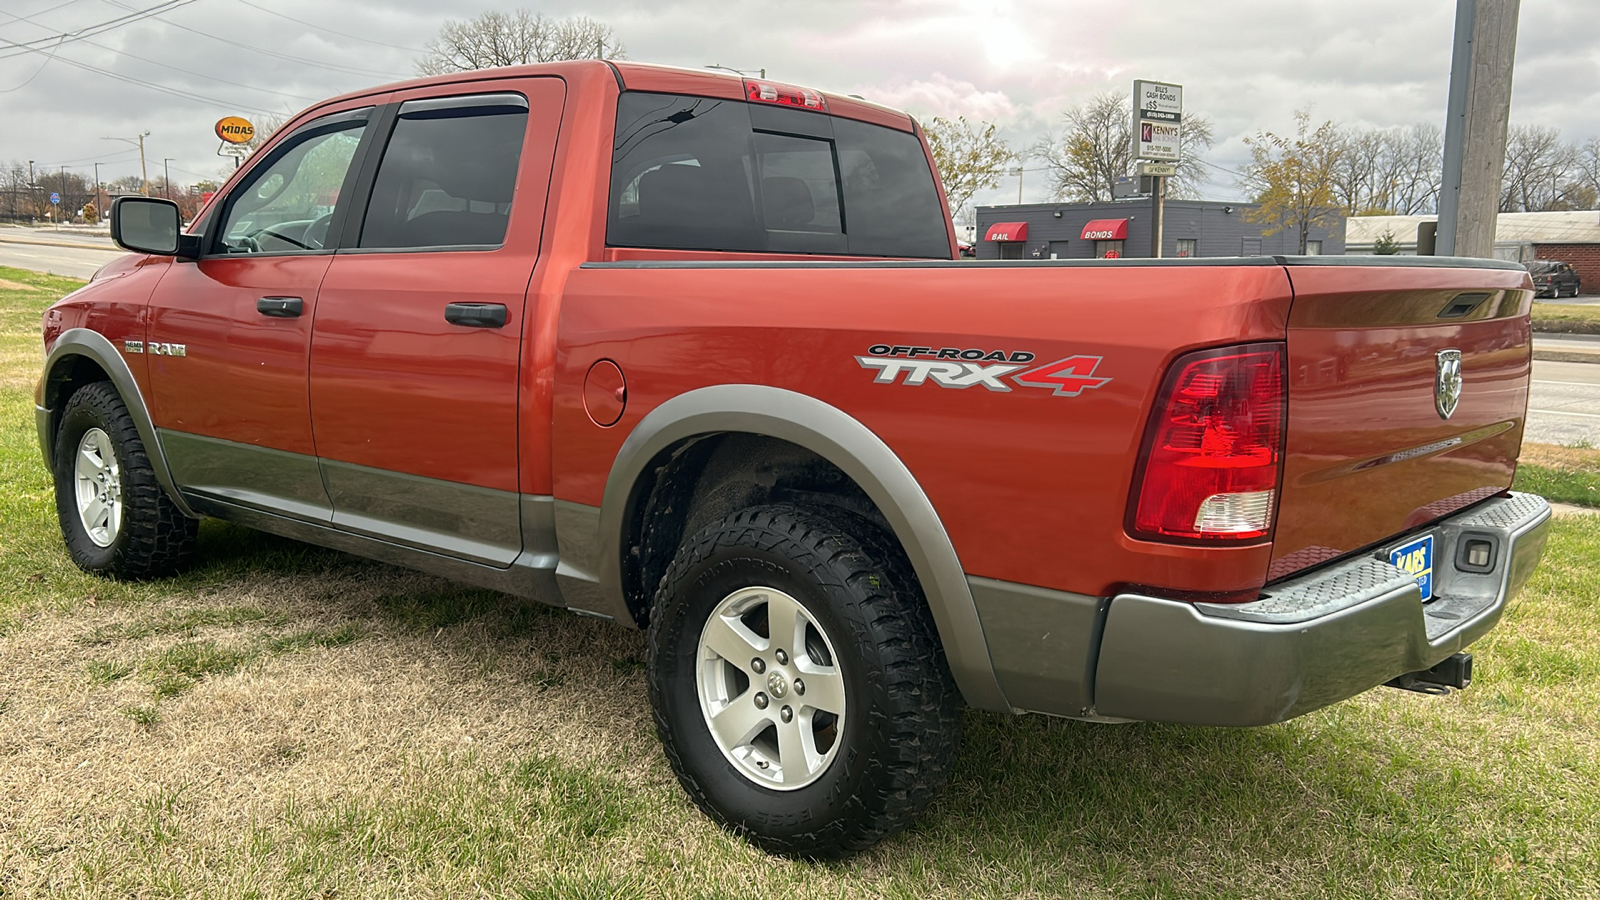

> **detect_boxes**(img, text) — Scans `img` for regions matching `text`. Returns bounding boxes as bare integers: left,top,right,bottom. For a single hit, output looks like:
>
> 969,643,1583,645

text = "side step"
1385,652,1473,696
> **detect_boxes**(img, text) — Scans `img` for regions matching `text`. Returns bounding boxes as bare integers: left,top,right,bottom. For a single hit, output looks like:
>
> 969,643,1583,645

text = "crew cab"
36,61,1550,857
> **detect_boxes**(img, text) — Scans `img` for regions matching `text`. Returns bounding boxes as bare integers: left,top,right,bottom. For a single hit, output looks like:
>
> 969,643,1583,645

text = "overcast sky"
3,0,1597,208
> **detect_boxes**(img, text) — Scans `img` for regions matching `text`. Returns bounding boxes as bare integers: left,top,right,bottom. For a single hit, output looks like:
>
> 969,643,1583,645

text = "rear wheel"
53,382,198,578
647,505,961,858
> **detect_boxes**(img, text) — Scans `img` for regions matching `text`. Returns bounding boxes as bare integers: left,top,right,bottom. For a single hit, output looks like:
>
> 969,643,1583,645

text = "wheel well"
44,353,113,441
620,433,906,628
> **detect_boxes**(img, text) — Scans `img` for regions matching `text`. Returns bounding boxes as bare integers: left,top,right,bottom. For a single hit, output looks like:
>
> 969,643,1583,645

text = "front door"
145,104,377,519
309,80,565,565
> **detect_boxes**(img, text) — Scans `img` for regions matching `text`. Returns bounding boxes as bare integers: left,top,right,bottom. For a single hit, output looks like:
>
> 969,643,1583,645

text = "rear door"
309,79,565,565
146,103,378,519
1269,260,1533,581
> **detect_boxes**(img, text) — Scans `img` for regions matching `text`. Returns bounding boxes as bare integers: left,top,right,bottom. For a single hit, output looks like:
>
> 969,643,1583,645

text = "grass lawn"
1516,443,1600,509
1532,301,1600,335
3,265,1599,898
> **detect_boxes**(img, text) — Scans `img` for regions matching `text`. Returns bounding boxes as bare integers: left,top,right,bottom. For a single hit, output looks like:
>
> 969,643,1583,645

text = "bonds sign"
1132,80,1182,162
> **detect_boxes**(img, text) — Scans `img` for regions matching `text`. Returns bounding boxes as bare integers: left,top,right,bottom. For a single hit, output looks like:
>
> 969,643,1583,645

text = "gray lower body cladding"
973,492,1552,725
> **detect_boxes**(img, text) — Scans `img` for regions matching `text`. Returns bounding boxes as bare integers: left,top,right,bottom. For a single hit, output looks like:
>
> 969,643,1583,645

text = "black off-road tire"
646,504,962,858
53,381,198,578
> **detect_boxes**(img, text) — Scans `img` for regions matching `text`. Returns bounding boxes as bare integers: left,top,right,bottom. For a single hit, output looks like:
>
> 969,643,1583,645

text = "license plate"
1390,534,1435,601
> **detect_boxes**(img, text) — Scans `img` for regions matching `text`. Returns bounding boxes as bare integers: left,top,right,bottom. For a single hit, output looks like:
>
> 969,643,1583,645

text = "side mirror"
110,197,198,258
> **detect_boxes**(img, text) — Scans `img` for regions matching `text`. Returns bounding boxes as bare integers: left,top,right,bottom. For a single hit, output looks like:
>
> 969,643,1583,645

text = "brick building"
973,199,1344,261
1346,211,1600,293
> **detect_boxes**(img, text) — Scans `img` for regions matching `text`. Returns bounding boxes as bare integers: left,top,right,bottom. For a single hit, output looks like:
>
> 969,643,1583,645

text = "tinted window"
608,91,949,258
216,115,367,254
831,117,949,258
360,96,528,249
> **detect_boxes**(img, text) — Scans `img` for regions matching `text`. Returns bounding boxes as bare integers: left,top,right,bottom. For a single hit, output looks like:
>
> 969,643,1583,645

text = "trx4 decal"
856,344,1110,397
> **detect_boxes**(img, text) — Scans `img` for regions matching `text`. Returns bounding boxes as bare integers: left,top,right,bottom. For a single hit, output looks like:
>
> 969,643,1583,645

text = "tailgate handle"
257,296,303,318
444,302,508,328
1438,292,1490,319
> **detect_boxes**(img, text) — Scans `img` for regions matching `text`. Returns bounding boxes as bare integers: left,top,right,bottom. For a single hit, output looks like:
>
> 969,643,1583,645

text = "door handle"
444,302,508,328
258,296,304,318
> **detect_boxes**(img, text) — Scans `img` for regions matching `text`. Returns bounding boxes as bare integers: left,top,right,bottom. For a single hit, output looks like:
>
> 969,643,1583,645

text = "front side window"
608,91,948,258
215,114,368,255
360,95,529,250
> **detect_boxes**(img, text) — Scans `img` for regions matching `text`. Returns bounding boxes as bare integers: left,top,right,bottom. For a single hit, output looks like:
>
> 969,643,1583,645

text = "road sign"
1136,162,1178,177
49,192,60,205
215,116,255,144
1133,80,1183,162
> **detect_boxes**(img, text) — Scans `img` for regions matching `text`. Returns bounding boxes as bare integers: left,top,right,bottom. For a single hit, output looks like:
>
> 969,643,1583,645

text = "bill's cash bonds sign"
1133,80,1182,162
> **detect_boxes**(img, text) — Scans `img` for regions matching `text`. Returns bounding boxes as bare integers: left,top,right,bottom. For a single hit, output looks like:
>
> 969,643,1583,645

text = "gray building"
973,199,1345,261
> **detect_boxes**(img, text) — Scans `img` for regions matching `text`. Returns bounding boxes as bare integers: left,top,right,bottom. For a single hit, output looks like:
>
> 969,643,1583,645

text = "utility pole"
93,162,101,220
1436,0,1520,257
163,158,174,200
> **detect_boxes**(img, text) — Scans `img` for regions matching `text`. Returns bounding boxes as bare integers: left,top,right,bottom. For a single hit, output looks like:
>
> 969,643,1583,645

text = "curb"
1532,350,1600,365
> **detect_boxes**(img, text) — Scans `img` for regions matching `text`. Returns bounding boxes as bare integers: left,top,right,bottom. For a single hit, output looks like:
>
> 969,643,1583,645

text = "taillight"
743,78,827,112
1129,343,1286,543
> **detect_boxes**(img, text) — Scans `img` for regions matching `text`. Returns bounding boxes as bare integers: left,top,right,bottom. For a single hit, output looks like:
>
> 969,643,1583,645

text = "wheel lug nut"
754,692,769,709
781,706,793,723
794,678,805,696
775,649,789,666
751,657,765,674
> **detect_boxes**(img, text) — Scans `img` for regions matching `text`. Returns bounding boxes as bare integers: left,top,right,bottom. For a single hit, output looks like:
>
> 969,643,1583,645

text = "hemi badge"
123,340,144,354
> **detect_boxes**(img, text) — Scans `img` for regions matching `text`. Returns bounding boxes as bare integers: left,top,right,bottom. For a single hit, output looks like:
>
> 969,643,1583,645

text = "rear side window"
608,91,948,258
360,94,528,249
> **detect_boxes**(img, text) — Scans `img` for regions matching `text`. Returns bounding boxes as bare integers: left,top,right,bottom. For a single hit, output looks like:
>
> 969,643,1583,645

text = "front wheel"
53,382,198,578
647,505,961,858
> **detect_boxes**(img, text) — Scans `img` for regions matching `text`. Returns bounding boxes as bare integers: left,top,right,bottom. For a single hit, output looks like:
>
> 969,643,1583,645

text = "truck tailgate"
1270,261,1534,581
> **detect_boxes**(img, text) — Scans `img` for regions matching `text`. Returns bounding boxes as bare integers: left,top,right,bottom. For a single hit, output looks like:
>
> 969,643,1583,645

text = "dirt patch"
0,278,42,291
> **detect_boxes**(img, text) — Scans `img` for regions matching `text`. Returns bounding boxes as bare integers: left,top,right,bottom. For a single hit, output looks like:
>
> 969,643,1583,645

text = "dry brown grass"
1521,441,1600,470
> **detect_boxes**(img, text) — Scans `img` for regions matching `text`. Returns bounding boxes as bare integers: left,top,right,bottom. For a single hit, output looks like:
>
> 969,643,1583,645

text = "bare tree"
1035,91,1214,202
922,116,1017,224
1570,137,1600,209
1500,125,1582,212
416,11,626,75
1331,123,1442,215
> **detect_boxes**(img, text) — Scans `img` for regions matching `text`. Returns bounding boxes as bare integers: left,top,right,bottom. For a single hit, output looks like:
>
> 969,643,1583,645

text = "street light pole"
94,162,101,220
103,132,152,195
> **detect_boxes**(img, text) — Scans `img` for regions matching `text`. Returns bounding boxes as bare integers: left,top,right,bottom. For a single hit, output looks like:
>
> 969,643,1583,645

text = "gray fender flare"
40,328,198,519
595,384,1009,712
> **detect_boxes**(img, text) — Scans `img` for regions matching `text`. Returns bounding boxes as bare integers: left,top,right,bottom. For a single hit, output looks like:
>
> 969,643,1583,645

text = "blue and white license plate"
1390,534,1435,601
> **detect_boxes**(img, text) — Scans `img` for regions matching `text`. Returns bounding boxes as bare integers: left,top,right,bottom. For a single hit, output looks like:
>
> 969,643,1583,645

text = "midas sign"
215,116,255,144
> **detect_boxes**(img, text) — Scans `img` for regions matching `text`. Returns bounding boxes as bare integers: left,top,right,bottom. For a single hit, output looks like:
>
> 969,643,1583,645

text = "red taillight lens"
743,78,827,112
1130,343,1286,542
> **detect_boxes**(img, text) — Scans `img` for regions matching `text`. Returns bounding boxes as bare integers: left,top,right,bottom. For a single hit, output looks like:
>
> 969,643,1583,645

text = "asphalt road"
1529,358,1600,446
2,239,1598,444
0,233,126,280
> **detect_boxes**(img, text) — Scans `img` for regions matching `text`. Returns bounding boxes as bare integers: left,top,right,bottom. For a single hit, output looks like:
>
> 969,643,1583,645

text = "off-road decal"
856,345,1110,397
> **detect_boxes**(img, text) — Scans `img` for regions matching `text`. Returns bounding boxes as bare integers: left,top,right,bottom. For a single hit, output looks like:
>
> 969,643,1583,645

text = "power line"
0,35,280,115
234,0,426,54
1,5,317,103
103,0,413,79
0,1,197,59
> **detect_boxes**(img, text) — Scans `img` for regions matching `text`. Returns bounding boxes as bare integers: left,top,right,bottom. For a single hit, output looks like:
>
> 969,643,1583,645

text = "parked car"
40,61,1550,857
1525,259,1581,298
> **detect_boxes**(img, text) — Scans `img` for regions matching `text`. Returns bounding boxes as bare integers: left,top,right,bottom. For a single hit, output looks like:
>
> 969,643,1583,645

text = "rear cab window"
607,91,950,258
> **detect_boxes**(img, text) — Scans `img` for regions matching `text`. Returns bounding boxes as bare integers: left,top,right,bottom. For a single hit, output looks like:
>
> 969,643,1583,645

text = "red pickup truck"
37,61,1550,856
